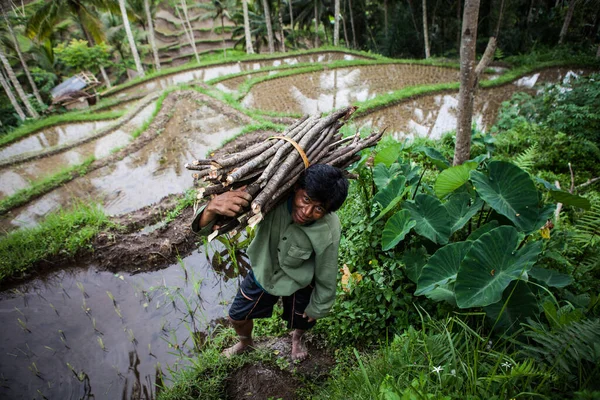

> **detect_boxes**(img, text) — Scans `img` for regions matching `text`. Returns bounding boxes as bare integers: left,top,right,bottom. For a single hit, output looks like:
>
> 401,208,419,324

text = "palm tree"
243,0,255,53
0,66,26,121
26,0,118,87
262,0,275,52
333,0,340,46
144,0,161,71
118,0,145,76
1,7,43,105
174,0,201,63
231,2,272,52
0,46,38,118
198,0,236,58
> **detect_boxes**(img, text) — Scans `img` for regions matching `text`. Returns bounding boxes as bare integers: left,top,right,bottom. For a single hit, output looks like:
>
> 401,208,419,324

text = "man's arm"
192,188,252,232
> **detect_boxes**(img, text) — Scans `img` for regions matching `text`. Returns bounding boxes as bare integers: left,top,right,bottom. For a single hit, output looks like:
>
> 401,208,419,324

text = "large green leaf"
374,142,403,167
415,242,473,305
403,246,429,283
549,190,591,210
373,163,402,191
381,210,416,251
467,221,499,241
470,161,546,233
416,146,450,170
529,267,573,288
455,225,542,308
444,193,484,234
435,162,478,199
403,194,453,244
484,280,539,332
373,175,407,221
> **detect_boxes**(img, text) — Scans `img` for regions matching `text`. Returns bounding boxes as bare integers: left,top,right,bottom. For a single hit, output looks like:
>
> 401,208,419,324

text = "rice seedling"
43,346,56,355
127,328,137,345
59,330,70,349
48,303,59,316
113,304,123,320
97,336,106,351
106,291,116,306
76,282,89,299
17,318,30,333
28,362,42,378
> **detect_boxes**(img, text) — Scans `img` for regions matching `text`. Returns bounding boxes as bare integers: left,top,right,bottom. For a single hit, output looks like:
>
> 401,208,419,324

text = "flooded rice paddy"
0,102,158,201
0,121,114,162
353,67,590,140
111,51,366,100
0,98,242,233
0,60,592,399
0,246,242,399
240,64,461,114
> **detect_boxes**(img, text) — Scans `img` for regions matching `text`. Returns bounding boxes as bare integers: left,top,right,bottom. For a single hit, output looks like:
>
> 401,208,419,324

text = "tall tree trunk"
559,0,577,44
175,2,200,63
0,67,26,121
314,0,319,47
0,47,38,118
243,0,255,53
342,0,350,46
407,0,421,40
349,0,356,48
384,0,388,38
119,0,145,77
422,0,430,58
456,0,461,51
263,0,275,53
334,0,341,45
221,15,228,57
278,0,286,52
3,11,43,105
288,0,295,46
75,8,112,88
144,0,161,71
453,0,480,166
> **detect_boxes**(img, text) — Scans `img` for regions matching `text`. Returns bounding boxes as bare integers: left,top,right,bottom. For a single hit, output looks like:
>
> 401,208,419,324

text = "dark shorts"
229,271,317,331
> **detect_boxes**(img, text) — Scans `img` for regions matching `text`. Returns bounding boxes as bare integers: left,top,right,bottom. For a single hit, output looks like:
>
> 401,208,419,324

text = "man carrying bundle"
192,164,349,361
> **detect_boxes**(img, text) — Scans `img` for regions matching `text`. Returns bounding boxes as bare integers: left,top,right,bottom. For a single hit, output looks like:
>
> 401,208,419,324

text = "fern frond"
573,203,600,249
520,318,600,378
514,143,538,173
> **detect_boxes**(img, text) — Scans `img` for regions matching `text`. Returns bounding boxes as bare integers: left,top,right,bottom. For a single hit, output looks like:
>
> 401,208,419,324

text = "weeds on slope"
0,202,112,282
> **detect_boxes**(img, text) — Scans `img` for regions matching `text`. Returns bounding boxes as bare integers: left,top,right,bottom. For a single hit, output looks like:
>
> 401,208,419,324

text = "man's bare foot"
222,340,253,358
291,331,308,362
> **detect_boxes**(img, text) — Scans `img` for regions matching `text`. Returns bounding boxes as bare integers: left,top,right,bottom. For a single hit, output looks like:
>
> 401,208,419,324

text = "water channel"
0,63,592,399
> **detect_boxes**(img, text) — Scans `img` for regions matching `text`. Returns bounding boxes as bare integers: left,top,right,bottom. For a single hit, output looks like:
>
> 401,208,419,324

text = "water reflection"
0,120,114,161
0,99,242,233
113,52,364,100
354,68,591,141
0,102,157,201
241,64,461,114
0,246,239,399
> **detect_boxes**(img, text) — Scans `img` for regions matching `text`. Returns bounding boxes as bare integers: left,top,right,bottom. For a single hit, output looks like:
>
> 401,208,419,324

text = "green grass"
0,156,96,215
164,189,197,223
0,202,111,282
0,110,123,148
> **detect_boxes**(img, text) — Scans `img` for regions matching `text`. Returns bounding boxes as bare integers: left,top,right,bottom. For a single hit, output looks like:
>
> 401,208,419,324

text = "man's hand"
302,312,316,323
199,188,253,229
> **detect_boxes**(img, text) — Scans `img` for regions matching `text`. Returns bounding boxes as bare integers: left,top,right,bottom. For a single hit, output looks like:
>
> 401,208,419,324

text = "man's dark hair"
297,164,349,212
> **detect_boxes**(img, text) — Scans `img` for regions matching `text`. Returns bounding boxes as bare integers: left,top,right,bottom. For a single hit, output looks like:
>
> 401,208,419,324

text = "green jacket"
192,198,341,319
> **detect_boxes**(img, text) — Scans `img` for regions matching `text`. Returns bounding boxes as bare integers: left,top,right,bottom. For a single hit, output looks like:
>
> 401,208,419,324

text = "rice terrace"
0,0,599,399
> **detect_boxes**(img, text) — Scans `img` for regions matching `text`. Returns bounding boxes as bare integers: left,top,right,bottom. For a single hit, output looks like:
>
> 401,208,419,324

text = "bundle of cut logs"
185,106,384,240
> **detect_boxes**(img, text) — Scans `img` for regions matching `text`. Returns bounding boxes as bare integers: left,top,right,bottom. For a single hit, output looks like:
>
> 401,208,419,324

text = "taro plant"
365,142,591,330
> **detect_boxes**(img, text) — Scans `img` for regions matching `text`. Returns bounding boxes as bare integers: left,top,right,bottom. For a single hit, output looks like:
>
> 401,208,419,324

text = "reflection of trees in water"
210,246,251,281
121,349,160,400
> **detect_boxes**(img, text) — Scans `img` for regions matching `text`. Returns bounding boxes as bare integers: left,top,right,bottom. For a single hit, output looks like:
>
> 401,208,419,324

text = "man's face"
291,189,327,225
